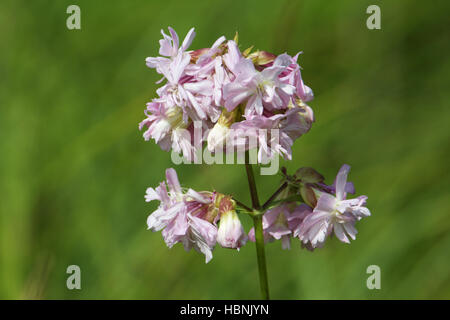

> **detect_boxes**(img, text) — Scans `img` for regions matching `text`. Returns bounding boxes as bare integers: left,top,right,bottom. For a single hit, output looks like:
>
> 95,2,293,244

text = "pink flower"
141,28,316,164
278,52,314,102
222,40,242,76
249,203,312,250
146,27,217,121
295,165,371,248
139,100,197,161
145,168,185,231
146,27,195,77
223,54,296,116
145,168,219,263
183,214,218,263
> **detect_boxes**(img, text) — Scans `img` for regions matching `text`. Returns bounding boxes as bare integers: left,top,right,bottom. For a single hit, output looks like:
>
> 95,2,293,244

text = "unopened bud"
233,31,239,44
299,184,318,208
190,48,209,63
217,197,248,249
295,167,324,183
294,97,315,123
248,50,277,66
242,45,254,57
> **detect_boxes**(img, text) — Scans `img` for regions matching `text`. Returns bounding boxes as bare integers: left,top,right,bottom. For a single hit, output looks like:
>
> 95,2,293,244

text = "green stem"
244,158,270,300
252,214,270,300
262,182,288,210
244,161,260,210
234,199,253,213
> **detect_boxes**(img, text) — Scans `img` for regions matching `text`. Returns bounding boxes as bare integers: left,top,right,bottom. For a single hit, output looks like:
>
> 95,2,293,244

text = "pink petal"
145,187,160,202
223,82,252,111
168,27,180,52
343,222,357,240
315,193,337,213
334,223,350,244
165,168,181,195
335,164,351,201
181,28,196,52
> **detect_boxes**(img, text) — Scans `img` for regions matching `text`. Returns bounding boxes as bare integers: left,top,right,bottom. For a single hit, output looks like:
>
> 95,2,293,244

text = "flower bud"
294,97,315,124
217,197,248,249
233,31,239,44
294,167,324,208
299,184,317,208
190,48,209,63
248,50,277,66
294,167,324,184
242,45,254,57
207,109,238,152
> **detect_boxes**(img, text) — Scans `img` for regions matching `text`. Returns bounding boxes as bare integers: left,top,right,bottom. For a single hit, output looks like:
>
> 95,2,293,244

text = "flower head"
145,168,219,263
141,28,315,163
145,168,250,262
295,165,371,248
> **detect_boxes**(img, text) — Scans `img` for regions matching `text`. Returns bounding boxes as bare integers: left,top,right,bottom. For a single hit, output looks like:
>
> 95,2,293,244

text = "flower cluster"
146,168,247,263
146,165,370,262
141,27,371,265
140,27,315,162
249,164,371,250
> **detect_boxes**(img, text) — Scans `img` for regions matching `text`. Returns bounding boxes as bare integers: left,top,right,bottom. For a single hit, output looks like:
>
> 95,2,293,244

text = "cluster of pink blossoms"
140,27,314,162
146,165,370,263
142,27,370,263
249,165,370,250
146,168,247,263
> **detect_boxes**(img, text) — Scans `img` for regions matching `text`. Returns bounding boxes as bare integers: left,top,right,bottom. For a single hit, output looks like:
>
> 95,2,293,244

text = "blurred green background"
1,0,449,299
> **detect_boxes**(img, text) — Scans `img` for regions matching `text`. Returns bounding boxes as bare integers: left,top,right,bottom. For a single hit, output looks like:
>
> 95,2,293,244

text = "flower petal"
335,164,351,201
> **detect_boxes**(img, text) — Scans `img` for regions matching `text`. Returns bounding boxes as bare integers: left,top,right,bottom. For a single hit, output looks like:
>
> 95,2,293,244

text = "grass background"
0,0,449,299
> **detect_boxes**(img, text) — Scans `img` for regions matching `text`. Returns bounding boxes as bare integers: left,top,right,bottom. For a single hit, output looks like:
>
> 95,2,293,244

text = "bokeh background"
1,0,449,299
